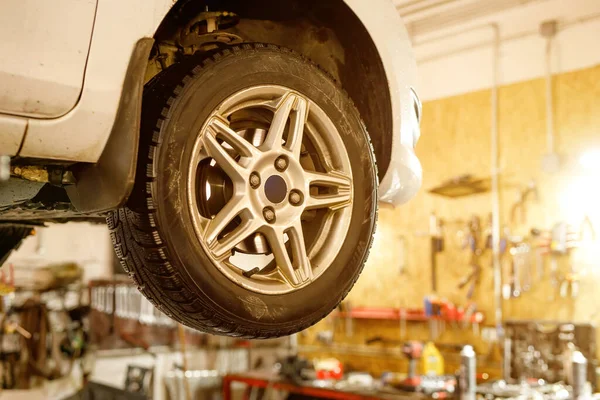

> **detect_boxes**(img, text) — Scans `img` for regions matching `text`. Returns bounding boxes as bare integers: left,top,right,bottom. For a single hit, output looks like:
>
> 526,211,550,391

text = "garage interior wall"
297,0,600,376
300,61,600,377
299,0,600,372
4,0,600,387
6,222,113,282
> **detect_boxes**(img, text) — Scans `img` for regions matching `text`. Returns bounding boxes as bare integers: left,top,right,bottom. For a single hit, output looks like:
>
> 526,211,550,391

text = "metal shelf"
333,307,484,323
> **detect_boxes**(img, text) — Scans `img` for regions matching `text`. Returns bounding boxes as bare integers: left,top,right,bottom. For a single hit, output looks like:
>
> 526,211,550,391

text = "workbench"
222,372,425,400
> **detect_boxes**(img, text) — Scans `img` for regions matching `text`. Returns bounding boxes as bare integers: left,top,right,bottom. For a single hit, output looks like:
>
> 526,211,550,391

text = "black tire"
0,225,33,266
107,44,378,338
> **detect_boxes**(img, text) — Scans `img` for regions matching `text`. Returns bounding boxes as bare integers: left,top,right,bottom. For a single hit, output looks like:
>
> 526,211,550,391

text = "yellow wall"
300,64,600,377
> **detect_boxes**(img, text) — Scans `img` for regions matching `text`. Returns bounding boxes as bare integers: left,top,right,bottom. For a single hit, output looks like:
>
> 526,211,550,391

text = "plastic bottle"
421,341,444,376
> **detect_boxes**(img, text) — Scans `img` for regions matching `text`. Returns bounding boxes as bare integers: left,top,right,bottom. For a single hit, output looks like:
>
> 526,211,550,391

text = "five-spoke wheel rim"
188,85,353,294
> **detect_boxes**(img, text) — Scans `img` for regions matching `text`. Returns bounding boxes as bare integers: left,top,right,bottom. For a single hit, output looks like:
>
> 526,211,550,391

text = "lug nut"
250,172,261,189
263,207,276,223
275,156,288,172
289,190,303,206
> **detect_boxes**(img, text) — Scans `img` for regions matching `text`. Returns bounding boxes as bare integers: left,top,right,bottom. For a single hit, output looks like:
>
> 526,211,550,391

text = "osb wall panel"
300,64,600,376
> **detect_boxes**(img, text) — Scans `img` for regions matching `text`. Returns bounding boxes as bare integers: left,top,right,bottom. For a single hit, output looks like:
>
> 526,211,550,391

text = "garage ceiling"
394,0,545,36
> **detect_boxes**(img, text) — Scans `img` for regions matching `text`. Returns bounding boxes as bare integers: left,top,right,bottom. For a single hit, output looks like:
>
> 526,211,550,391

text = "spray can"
502,337,512,382
459,345,476,400
571,351,589,400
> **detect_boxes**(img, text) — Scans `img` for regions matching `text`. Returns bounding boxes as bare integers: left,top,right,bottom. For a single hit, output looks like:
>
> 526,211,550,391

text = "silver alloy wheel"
188,85,353,294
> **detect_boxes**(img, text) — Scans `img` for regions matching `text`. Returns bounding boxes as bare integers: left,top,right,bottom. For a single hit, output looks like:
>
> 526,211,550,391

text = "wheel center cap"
264,175,288,204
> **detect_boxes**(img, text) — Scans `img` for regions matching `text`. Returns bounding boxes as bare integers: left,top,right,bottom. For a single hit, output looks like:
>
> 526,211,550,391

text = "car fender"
342,0,423,205
18,0,421,211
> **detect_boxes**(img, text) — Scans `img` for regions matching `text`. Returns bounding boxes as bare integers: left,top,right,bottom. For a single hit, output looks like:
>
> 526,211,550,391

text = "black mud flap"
66,38,155,213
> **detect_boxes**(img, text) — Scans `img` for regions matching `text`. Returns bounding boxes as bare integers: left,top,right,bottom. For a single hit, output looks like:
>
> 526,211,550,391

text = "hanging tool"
579,215,596,242
550,222,571,299
491,224,510,297
559,263,581,298
559,272,580,298
531,222,580,300
425,296,443,340
549,255,559,300
458,263,482,299
508,244,531,297
458,216,484,299
430,213,444,292
472,312,483,337
443,301,459,330
509,246,522,298
461,303,477,330
551,222,570,253
485,214,508,255
399,307,407,339
517,244,532,292
531,229,551,289
522,245,532,292
535,246,545,282
510,181,538,224
502,232,516,300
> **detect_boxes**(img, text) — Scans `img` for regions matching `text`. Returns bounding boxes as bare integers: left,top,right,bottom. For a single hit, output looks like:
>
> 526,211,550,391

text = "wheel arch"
153,0,394,179
66,0,403,213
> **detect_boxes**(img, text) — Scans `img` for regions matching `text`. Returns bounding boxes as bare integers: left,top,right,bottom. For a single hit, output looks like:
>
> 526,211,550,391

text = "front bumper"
378,86,423,206
378,141,422,206
339,0,423,207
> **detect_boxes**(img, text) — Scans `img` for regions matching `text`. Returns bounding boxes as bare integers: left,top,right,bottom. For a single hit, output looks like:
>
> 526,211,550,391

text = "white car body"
0,0,421,206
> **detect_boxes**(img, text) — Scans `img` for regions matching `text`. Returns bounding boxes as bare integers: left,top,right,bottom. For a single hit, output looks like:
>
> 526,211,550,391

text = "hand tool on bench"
400,341,424,391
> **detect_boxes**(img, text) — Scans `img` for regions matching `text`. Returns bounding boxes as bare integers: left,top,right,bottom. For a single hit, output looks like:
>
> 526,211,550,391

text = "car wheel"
107,44,378,338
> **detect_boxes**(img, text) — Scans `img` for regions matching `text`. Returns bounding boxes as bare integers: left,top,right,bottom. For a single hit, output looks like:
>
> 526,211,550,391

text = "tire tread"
107,43,378,338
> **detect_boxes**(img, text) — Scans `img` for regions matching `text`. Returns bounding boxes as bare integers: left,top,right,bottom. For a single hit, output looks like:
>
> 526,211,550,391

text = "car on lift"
0,0,422,337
